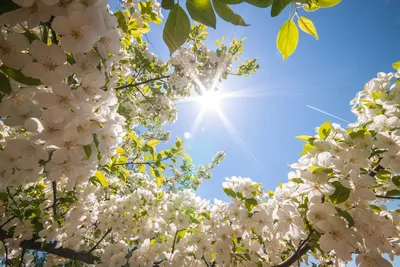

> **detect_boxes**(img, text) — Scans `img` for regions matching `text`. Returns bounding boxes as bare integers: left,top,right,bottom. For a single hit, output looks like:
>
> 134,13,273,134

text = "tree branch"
18,247,26,267
171,230,178,255
0,216,16,229
0,229,100,264
49,16,58,45
376,195,400,200
2,240,9,266
52,181,57,218
272,230,314,267
6,187,17,207
88,227,112,253
115,75,169,90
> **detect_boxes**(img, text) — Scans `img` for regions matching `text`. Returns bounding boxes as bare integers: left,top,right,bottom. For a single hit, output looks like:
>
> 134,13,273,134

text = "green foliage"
162,0,175,9
163,4,191,55
298,16,319,40
157,0,341,59
0,72,12,102
245,0,272,8
187,0,217,28
213,0,249,26
386,190,400,197
0,66,41,86
393,61,400,69
276,20,299,61
0,0,20,16
315,0,342,8
329,181,351,204
318,120,331,140
335,207,354,228
271,0,291,17
237,58,260,76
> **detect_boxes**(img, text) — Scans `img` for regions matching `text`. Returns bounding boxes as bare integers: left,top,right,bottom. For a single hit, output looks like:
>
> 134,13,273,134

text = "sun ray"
215,108,267,179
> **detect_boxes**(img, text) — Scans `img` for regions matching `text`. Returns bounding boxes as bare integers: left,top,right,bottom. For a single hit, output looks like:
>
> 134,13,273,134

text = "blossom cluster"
0,0,399,266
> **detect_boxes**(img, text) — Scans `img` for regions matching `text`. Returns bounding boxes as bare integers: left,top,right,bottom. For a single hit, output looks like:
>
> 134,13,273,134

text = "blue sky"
108,0,400,265
110,0,400,198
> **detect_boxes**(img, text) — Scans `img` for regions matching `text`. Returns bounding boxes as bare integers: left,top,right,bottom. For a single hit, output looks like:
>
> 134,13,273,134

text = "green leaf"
162,0,175,9
300,143,315,155
335,208,354,228
138,164,146,173
182,153,193,163
0,72,12,98
178,230,186,238
298,16,319,40
304,2,320,11
244,198,258,211
0,66,41,86
392,61,400,69
148,140,160,147
114,10,128,33
187,0,217,28
296,135,313,142
369,204,381,212
392,176,400,188
386,190,400,197
223,187,236,198
290,178,304,183
83,145,92,159
0,0,20,16
212,0,249,26
163,4,190,55
318,120,331,140
217,0,244,4
245,0,272,8
156,175,163,187
276,20,299,60
23,31,40,43
329,181,350,204
316,0,341,8
200,212,210,220
94,171,108,187
271,0,291,17
376,169,391,181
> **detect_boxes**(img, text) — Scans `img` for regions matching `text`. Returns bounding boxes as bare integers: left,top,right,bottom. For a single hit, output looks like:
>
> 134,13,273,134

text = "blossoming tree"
0,0,399,266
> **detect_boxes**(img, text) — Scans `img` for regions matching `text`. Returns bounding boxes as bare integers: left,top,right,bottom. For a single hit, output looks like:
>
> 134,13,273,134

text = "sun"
199,90,221,110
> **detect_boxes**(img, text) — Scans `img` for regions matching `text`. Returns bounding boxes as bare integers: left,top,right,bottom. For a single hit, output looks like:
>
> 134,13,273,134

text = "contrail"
306,105,351,123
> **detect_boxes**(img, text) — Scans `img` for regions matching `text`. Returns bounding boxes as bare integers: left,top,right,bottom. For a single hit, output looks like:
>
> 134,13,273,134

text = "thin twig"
6,188,17,207
376,195,400,200
2,240,9,266
115,75,169,90
88,228,112,253
0,216,16,229
171,231,178,255
49,16,58,45
271,230,314,267
52,181,57,217
18,248,26,267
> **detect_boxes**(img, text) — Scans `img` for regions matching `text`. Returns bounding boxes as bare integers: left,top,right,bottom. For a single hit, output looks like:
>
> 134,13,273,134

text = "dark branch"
171,231,178,254
88,228,112,253
0,216,16,229
0,229,100,264
18,247,26,267
52,181,57,217
376,195,400,200
2,240,9,266
6,188,17,207
272,230,314,267
115,75,169,90
49,16,58,45
20,238,100,264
